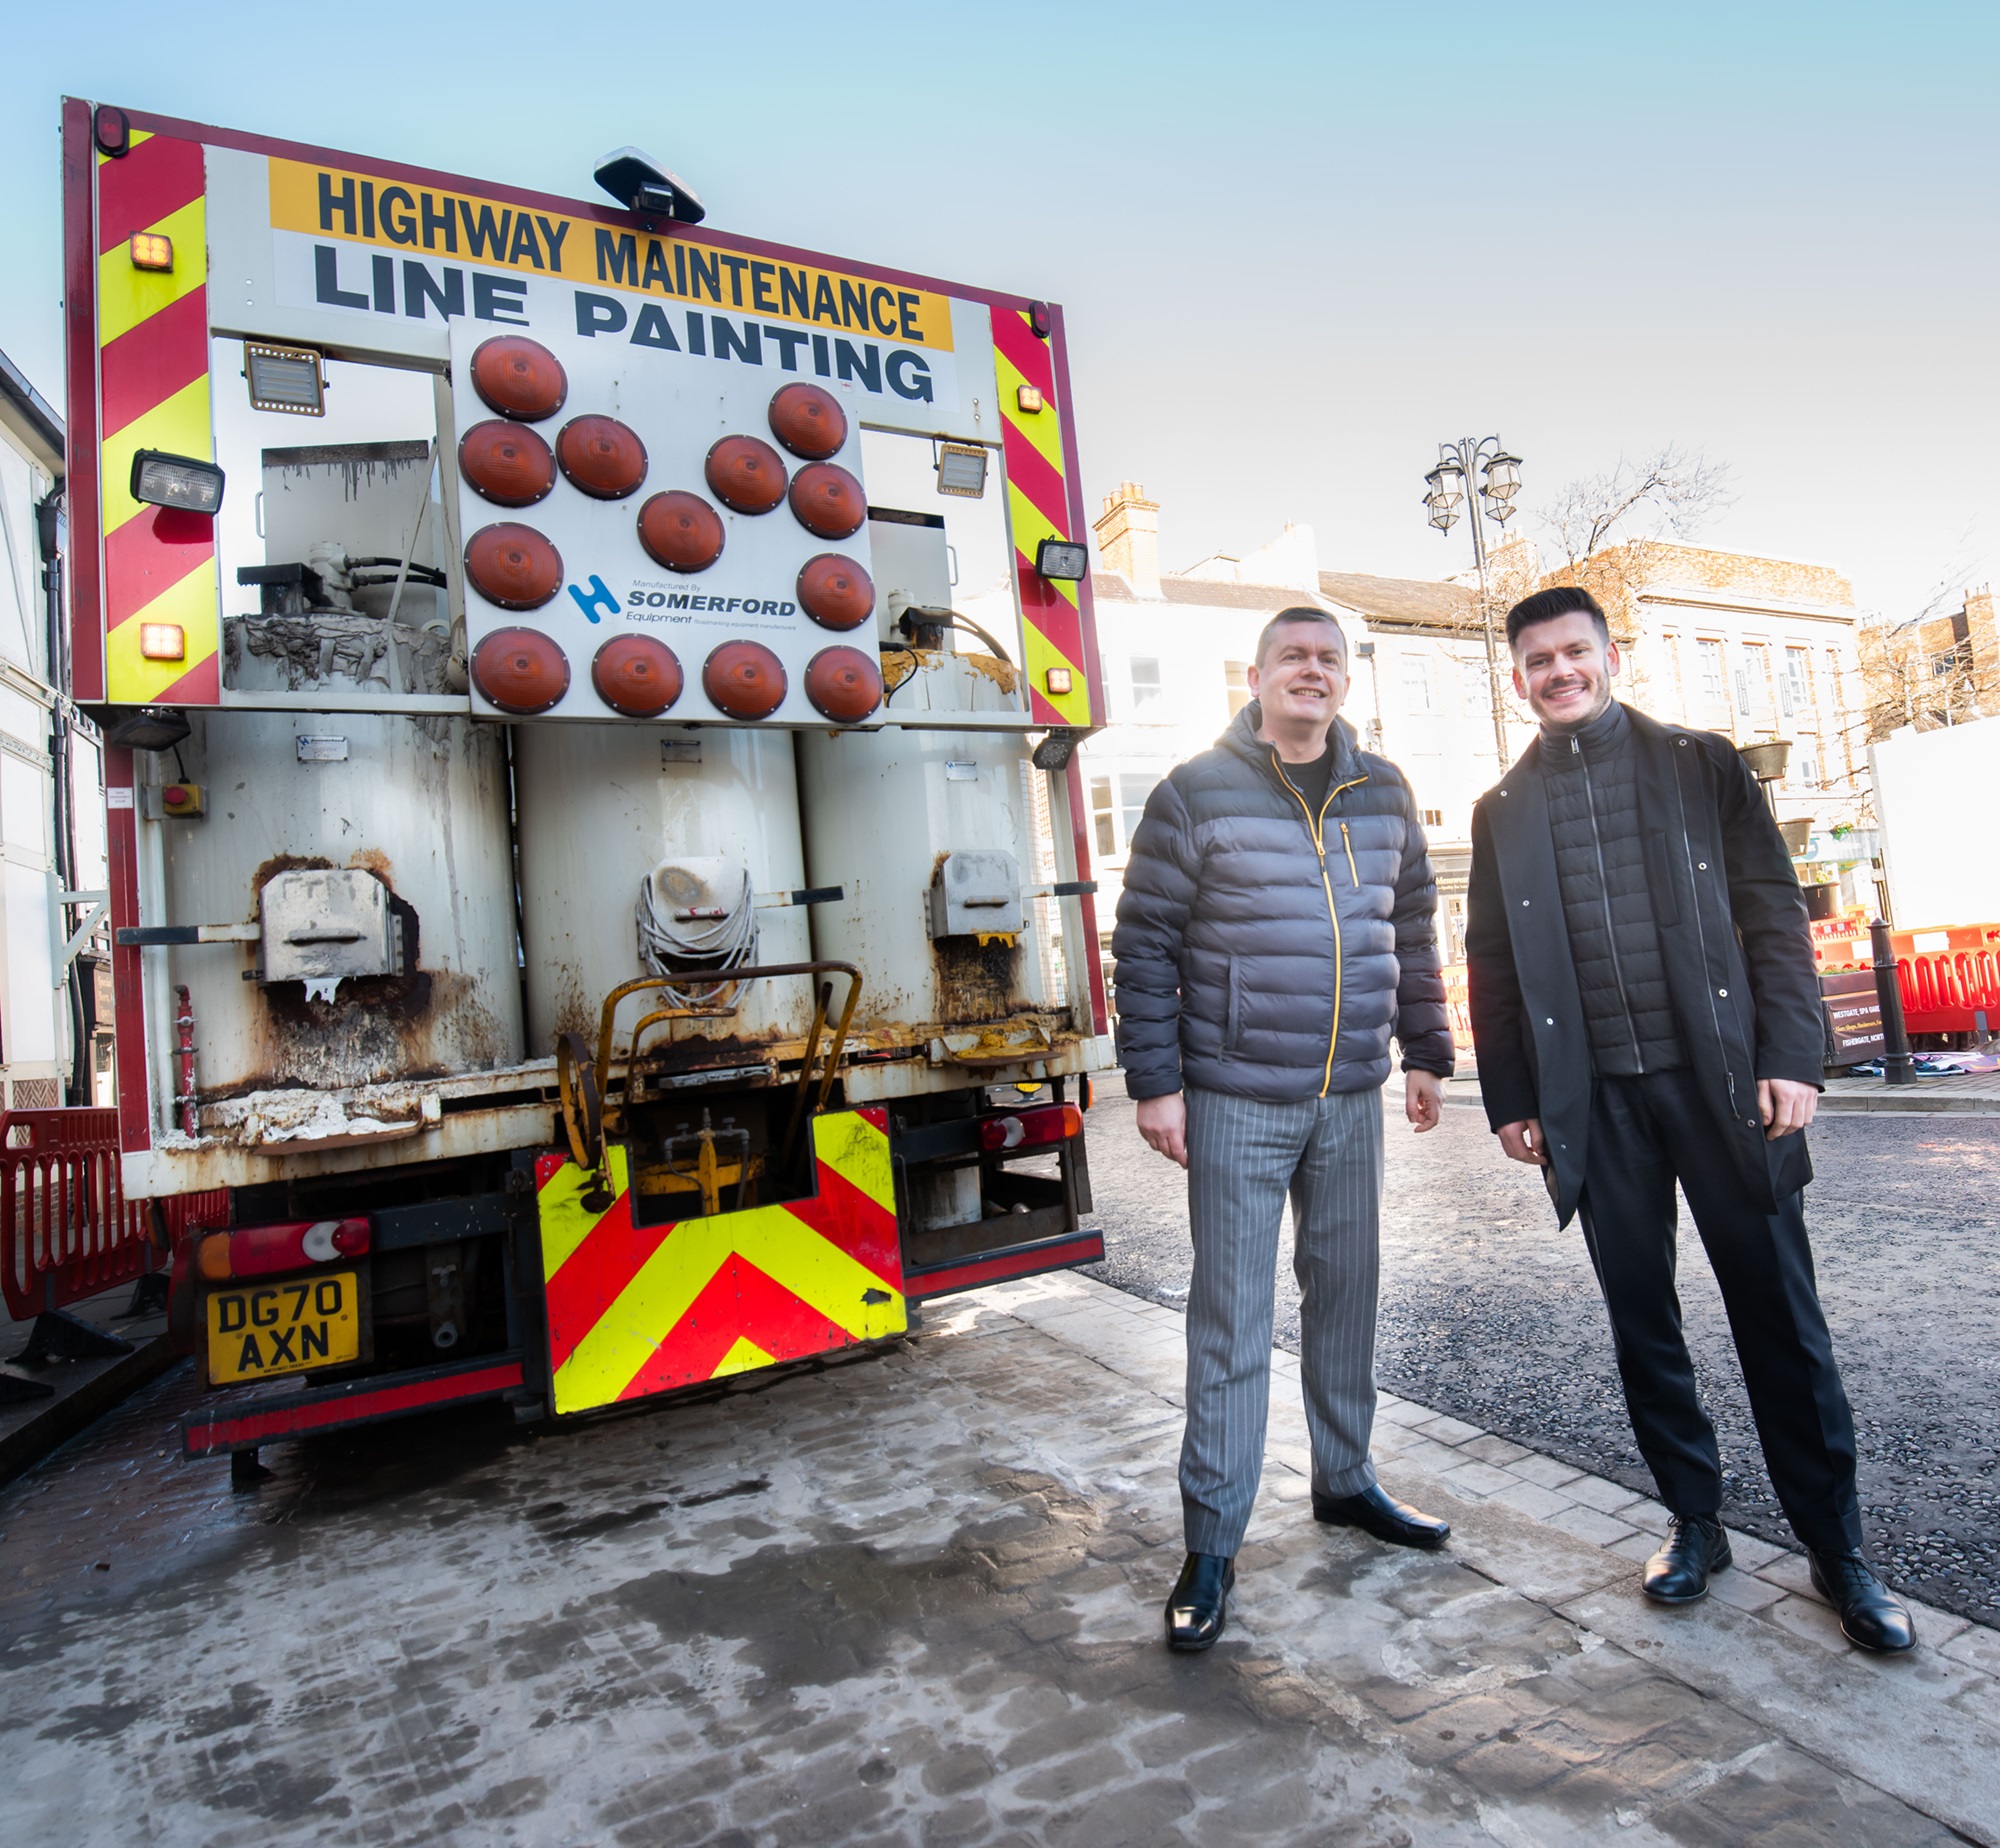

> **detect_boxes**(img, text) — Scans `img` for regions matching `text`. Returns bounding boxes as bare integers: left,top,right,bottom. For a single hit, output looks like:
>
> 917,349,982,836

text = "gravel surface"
1077,1075,2000,1626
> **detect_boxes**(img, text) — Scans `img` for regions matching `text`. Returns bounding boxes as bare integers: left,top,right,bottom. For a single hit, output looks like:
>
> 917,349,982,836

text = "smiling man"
1465,585,1913,1653
1113,606,1455,1653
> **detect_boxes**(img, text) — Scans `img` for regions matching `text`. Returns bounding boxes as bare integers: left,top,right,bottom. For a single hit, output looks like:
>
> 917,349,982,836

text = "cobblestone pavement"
3,1271,1999,1846
1077,1074,2000,1625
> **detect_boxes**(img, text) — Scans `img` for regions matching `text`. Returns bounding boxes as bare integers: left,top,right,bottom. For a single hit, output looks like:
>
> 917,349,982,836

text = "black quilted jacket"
1111,706,1454,1102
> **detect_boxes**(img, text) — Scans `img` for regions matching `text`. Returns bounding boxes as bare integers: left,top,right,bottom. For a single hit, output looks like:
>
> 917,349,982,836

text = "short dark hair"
1506,585,1608,650
1254,606,1347,669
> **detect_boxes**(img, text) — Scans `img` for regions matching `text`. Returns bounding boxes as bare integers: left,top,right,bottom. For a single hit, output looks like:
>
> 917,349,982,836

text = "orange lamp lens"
464,523,564,610
702,640,788,720
139,622,186,661
458,420,556,507
196,1233,232,1282
704,435,788,514
556,415,649,500
788,462,866,540
592,635,684,717
471,627,571,714
469,336,568,422
129,232,173,271
797,553,875,631
804,646,882,723
636,491,726,573
767,382,848,460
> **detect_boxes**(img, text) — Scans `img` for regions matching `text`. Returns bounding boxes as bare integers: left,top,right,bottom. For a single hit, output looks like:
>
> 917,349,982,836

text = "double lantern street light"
1423,438,1522,768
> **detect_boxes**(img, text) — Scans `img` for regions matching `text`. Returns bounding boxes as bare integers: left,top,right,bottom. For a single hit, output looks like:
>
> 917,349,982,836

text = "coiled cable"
635,863,758,1008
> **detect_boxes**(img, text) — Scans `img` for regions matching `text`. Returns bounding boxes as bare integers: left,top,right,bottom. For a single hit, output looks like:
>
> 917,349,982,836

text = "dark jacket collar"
1536,699,1631,768
1222,702,1361,781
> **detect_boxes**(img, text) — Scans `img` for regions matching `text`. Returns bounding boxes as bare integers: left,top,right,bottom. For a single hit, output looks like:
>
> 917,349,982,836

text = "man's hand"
1405,1070,1444,1133
1497,1118,1549,1166
1759,1078,1818,1140
1135,1092,1189,1168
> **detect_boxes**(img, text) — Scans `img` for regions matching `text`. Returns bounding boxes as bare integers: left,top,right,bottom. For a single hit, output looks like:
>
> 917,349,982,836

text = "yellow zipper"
1340,821,1358,887
1271,750,1370,1097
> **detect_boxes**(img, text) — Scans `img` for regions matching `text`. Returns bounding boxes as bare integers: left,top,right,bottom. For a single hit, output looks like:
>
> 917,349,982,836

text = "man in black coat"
1466,585,1912,1652
1114,606,1456,1653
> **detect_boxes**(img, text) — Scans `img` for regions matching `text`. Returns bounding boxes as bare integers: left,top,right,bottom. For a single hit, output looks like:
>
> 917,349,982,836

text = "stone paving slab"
1,1267,1994,1845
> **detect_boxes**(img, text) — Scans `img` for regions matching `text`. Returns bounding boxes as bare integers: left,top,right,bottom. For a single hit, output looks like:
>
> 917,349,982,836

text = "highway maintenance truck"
60,98,1113,1470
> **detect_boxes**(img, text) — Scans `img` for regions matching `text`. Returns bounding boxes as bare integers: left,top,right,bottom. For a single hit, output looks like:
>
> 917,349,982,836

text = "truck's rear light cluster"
788,463,866,540
558,415,649,500
705,434,788,514
472,627,571,714
465,523,563,609
978,1103,1084,1153
471,335,568,421
703,640,788,720
768,382,847,459
196,1218,371,1282
593,634,684,717
805,646,882,722
796,553,873,631
460,420,556,507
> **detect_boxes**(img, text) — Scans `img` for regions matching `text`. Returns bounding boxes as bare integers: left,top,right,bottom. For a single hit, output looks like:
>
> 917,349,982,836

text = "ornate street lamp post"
1423,437,1522,768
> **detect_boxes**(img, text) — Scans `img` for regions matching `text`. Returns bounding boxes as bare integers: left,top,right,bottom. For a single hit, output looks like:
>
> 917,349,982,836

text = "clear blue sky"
4,1,1995,620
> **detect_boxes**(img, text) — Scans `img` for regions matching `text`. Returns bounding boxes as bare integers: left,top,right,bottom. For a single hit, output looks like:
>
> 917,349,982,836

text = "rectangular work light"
244,342,325,416
1035,538,1089,581
129,232,173,271
139,623,186,661
935,442,988,499
129,450,225,515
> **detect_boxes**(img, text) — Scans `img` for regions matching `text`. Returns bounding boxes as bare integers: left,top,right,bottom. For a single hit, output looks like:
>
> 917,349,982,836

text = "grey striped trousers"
1181,1083,1385,1557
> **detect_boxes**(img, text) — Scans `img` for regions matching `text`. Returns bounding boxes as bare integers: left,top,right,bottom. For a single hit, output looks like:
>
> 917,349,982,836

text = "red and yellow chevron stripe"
536,1107,905,1415
97,130,219,706
993,310,1094,729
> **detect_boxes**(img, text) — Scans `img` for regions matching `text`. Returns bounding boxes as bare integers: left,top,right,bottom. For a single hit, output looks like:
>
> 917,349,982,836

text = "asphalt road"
1076,1078,2000,1626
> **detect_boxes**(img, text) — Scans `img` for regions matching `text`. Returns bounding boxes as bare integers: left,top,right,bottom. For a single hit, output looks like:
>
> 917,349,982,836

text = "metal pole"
1459,441,1510,769
1869,917,1916,1086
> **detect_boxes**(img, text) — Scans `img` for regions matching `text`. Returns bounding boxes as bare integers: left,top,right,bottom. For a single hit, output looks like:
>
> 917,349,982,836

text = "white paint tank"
512,725,813,1059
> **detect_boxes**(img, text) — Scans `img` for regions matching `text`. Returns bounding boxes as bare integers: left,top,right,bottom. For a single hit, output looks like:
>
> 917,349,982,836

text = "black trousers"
1575,1068,1863,1554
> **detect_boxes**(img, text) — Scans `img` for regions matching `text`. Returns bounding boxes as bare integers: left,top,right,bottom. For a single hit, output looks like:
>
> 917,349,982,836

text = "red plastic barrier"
0,1108,228,1319
1814,924,2000,1036
1440,963,1473,1050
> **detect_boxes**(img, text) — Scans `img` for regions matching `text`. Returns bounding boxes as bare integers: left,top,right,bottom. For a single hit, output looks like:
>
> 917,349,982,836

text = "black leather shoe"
1810,1550,1916,1653
1165,1552,1234,1652
1311,1483,1450,1549
1642,1515,1731,1603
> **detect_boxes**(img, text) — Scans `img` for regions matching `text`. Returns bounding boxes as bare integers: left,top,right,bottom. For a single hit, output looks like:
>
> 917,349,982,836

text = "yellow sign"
206,1271,361,1383
268,159,956,351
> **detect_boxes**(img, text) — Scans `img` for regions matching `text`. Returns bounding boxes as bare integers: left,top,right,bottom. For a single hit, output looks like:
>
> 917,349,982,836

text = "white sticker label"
107,787,134,810
297,736,350,762
944,761,978,781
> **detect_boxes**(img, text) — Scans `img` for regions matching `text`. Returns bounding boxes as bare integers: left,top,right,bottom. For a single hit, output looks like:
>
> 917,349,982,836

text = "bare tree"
1543,445,1735,572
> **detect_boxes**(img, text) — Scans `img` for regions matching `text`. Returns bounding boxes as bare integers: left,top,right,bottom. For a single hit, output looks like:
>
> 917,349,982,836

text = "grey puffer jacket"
1112,706,1454,1102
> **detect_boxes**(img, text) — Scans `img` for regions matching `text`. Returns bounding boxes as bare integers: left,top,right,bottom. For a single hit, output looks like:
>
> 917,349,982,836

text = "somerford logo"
569,576,619,623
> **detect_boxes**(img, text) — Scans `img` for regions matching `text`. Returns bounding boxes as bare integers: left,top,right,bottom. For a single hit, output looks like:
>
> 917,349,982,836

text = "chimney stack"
1093,481,1161,599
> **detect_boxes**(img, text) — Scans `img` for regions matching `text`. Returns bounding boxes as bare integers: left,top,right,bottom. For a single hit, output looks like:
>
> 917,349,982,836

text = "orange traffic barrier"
1813,923,2000,1036
0,1108,228,1320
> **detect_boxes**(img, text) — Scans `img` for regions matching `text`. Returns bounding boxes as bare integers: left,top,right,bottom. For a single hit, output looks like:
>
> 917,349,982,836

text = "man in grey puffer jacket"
1113,606,1456,1652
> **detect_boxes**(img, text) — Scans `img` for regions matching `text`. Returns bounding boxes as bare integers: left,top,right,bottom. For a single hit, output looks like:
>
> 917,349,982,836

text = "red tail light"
470,336,568,421
788,462,866,539
199,1218,373,1280
557,415,649,500
705,435,788,514
637,490,726,572
459,420,556,507
804,646,882,722
593,634,684,717
797,553,874,631
472,627,571,713
703,640,787,719
978,1103,1083,1153
465,522,563,609
768,382,848,459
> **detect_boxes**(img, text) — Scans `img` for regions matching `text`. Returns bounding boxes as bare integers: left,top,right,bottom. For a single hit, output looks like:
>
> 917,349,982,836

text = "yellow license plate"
207,1271,361,1384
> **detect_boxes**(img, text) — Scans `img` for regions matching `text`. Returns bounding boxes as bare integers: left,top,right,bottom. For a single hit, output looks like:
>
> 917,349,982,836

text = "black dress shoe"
1810,1550,1916,1654
1642,1515,1731,1603
1165,1552,1234,1652
1311,1483,1450,1549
